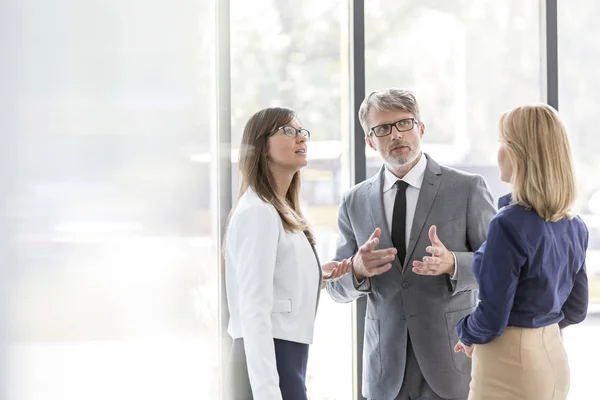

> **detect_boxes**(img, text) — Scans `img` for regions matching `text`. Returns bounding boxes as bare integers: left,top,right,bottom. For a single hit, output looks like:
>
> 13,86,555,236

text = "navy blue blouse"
457,194,589,346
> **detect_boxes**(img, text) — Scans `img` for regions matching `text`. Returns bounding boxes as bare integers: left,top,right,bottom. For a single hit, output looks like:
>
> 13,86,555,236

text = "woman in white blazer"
225,107,351,400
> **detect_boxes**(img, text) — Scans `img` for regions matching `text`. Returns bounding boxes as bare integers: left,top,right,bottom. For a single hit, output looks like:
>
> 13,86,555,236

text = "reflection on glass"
8,0,218,399
558,2,600,399
230,0,353,398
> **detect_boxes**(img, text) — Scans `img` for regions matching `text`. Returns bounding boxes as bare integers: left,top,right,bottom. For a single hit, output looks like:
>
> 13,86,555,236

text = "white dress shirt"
382,153,428,248
381,153,457,279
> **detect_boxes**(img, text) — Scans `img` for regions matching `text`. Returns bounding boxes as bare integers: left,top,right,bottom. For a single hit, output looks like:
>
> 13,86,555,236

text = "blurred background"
1,0,599,399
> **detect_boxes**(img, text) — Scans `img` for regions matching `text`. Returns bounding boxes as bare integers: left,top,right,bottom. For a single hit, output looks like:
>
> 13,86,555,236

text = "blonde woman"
224,107,351,400
454,104,589,400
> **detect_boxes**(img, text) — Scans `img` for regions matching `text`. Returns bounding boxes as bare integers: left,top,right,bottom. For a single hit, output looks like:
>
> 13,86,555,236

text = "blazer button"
402,282,410,289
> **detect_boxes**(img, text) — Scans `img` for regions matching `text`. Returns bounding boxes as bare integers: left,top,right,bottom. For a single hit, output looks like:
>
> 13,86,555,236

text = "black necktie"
391,180,409,265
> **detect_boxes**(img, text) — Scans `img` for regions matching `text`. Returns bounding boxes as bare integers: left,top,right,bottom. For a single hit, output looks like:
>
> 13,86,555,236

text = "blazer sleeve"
326,191,371,302
560,227,589,329
559,260,589,329
456,214,526,345
451,175,496,294
229,204,283,400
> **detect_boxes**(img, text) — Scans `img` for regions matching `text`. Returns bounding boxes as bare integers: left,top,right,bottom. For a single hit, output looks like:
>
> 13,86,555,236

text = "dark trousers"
226,338,309,400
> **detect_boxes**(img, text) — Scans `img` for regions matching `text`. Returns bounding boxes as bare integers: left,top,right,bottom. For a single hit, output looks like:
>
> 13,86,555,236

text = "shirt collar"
498,193,512,209
383,153,428,193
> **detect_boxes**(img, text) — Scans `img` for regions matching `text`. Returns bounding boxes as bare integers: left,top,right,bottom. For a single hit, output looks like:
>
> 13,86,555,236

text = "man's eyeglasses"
369,118,418,137
267,126,311,140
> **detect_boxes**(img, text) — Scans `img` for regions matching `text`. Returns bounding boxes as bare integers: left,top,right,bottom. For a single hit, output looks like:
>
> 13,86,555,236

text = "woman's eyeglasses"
267,126,311,140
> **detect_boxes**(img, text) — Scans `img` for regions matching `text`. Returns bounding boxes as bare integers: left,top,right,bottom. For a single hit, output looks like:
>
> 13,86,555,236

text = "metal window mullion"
215,0,232,398
349,0,367,399
544,0,559,110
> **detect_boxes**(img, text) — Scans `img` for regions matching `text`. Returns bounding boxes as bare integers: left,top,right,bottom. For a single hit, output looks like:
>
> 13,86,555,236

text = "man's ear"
419,122,425,139
365,135,377,151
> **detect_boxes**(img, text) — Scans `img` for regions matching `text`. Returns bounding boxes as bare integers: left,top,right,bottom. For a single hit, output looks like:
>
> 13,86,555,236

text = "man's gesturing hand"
412,225,456,276
352,228,398,281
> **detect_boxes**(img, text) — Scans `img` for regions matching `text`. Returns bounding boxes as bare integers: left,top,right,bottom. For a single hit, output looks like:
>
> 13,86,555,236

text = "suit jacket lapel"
404,155,442,269
367,166,403,272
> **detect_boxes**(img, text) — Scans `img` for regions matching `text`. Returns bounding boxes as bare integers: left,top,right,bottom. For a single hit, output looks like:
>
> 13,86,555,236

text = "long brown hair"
499,104,576,222
228,107,315,245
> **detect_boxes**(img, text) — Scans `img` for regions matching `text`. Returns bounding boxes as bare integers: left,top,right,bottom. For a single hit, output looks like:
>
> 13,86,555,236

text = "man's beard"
384,141,421,168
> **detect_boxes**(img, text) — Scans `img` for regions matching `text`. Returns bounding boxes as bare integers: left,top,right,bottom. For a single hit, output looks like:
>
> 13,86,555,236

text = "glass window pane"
7,0,218,398
365,0,542,202
558,2,600,399
230,0,353,398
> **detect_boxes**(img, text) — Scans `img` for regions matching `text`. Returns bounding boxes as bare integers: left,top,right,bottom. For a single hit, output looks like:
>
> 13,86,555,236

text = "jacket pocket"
272,299,292,313
444,306,476,374
363,317,382,382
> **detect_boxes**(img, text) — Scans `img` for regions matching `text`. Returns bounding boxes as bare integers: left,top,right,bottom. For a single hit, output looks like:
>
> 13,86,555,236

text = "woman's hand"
454,340,474,358
321,259,352,283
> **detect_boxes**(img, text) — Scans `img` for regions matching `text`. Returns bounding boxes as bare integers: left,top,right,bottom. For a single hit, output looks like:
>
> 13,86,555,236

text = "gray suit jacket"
327,155,496,399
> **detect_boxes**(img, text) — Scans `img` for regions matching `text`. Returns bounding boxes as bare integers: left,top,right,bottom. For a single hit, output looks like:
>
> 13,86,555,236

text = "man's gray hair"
358,88,422,136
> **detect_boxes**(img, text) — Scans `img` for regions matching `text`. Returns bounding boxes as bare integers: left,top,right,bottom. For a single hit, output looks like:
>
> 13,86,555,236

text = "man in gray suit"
327,88,496,400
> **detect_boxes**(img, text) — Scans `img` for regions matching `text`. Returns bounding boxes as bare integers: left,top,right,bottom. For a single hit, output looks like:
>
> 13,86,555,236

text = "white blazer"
225,188,322,400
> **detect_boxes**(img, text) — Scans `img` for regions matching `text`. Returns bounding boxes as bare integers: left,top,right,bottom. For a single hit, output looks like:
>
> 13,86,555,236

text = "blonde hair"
227,107,314,245
499,104,576,222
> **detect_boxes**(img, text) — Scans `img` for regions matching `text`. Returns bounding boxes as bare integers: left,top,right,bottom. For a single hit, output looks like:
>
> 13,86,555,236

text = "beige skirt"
468,324,570,400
